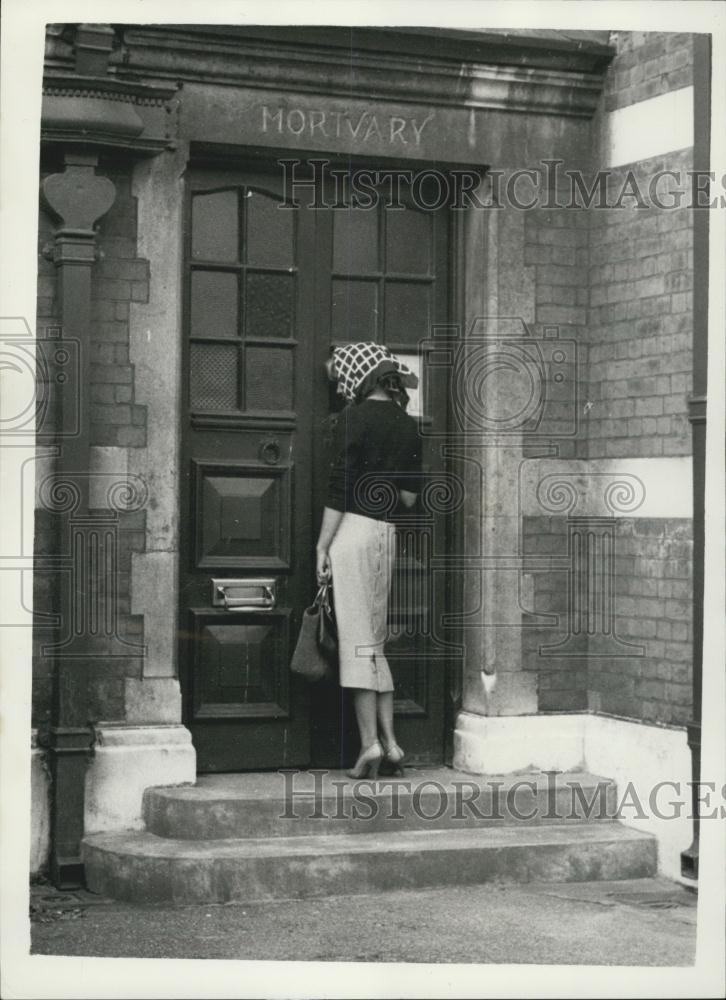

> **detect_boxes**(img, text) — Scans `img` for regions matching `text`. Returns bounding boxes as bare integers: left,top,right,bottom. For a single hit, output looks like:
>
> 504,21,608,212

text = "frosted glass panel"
192,190,239,262
384,282,431,344
333,206,379,274
245,347,293,411
385,207,432,275
331,279,379,341
190,343,238,411
191,271,238,339
245,273,294,338
246,190,293,268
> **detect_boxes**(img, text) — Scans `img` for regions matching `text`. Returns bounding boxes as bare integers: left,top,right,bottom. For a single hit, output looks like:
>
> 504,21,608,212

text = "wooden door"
180,158,456,772
180,163,318,771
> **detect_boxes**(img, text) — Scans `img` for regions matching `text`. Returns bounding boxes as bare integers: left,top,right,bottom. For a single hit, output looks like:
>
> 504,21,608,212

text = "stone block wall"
90,165,149,450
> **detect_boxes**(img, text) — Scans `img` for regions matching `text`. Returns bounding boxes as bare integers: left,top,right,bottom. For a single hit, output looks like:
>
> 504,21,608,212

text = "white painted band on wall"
520,456,693,519
603,86,694,168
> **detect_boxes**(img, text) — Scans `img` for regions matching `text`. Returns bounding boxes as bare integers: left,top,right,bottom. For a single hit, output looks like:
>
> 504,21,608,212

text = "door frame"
444,200,467,764
177,143,467,768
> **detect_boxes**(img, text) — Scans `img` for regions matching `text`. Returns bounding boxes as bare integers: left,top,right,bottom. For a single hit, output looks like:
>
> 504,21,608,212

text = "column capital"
41,154,116,232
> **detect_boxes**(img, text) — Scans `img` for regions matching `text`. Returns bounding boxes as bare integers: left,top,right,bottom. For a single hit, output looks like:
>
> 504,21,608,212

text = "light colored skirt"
328,512,397,692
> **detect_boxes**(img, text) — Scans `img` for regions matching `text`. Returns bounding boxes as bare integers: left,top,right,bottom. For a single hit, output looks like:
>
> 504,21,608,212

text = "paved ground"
30,875,696,965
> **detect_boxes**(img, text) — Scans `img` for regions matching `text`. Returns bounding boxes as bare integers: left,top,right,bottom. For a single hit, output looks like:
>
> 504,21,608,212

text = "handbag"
289,579,338,682
316,578,338,666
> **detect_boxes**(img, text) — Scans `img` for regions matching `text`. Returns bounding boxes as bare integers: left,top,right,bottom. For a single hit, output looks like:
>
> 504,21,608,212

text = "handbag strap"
315,580,332,613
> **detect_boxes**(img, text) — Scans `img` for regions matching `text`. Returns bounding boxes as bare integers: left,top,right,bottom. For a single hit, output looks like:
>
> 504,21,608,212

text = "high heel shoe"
379,742,406,777
347,740,383,780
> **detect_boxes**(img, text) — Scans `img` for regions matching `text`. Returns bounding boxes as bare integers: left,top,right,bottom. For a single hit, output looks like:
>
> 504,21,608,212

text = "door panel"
193,460,292,570
180,158,456,771
189,609,293,720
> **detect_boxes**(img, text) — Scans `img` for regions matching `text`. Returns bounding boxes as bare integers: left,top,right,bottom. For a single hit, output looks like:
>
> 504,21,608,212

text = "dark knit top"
326,399,423,522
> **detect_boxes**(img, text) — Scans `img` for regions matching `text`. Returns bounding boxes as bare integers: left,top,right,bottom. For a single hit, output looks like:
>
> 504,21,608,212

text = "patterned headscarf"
331,342,418,402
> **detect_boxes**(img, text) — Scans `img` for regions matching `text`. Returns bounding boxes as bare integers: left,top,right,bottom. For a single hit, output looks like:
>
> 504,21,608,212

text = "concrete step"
143,769,619,840
83,822,657,904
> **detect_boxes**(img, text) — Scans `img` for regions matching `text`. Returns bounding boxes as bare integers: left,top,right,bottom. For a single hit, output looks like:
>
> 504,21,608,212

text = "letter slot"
212,578,276,612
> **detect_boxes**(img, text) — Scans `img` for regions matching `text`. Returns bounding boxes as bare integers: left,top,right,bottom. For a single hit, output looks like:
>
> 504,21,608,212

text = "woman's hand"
315,507,343,581
316,547,331,583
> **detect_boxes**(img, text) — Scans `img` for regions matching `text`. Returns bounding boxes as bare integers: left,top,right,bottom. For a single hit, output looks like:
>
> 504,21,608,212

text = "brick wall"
586,31,694,460
521,31,695,729
523,516,692,726
524,198,589,460
585,148,693,460
598,517,692,725
586,31,694,726
603,31,693,111
522,516,588,713
32,160,148,728
521,33,695,466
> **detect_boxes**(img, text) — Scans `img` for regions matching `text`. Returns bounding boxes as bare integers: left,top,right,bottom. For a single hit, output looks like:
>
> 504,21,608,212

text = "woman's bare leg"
352,688,378,749
376,691,396,750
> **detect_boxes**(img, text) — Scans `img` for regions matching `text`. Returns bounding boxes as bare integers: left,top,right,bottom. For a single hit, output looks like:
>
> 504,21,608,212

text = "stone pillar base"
452,710,586,774
483,671,538,716
84,724,196,835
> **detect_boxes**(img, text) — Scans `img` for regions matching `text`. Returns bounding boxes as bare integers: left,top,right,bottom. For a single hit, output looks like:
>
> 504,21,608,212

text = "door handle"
212,578,276,612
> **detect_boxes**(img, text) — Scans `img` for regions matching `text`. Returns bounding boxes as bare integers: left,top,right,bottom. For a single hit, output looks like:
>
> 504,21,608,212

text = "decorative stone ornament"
42,24,179,156
41,152,116,232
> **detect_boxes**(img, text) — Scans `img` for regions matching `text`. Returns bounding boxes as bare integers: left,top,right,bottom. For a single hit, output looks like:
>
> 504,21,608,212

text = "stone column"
84,146,196,835
453,192,539,775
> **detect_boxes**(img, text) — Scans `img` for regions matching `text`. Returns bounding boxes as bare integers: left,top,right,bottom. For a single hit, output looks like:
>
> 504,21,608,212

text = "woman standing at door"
316,342,422,779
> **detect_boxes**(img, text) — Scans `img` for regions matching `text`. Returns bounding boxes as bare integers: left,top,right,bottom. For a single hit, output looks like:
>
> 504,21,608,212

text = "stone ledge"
92,721,191,748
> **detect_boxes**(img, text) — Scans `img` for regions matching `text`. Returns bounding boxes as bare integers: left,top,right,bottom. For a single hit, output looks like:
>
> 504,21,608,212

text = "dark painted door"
309,170,453,768
180,158,454,771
